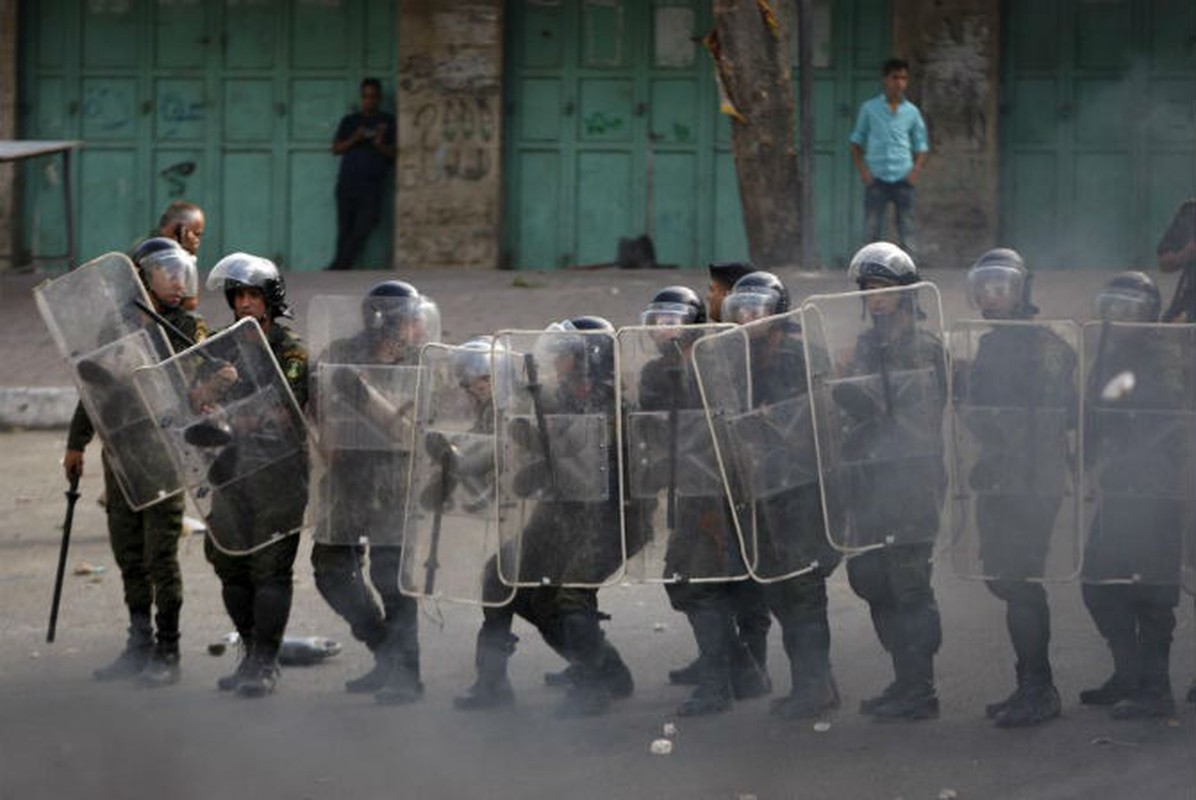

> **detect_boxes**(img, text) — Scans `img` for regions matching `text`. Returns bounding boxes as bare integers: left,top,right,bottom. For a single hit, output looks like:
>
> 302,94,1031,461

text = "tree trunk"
710,0,802,270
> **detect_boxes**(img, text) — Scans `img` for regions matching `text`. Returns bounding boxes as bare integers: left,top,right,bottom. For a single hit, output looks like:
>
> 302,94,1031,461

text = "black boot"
1111,635,1175,720
94,611,154,682
667,658,701,686
138,635,181,688
869,648,939,721
217,637,254,691
376,632,424,706
771,617,839,719
544,665,581,688
677,609,733,717
454,631,517,710
345,653,391,694
556,613,613,718
993,678,1061,728
598,643,634,700
235,647,281,698
1079,675,1135,706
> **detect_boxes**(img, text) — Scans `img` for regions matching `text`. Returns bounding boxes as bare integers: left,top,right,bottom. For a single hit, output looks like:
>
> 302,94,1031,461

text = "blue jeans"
864,178,917,257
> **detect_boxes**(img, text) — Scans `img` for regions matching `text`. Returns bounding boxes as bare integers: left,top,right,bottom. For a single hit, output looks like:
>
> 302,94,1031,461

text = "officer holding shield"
309,281,438,705
201,253,310,698
63,239,206,687
1080,272,1190,719
837,243,948,721
955,248,1076,727
455,317,634,717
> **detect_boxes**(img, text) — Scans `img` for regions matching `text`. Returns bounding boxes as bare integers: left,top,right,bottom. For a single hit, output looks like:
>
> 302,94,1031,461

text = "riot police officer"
455,317,634,717
309,281,438,705
631,286,771,716
840,243,947,721
1080,272,1187,719
203,252,309,698
64,239,207,687
720,273,843,718
959,248,1075,726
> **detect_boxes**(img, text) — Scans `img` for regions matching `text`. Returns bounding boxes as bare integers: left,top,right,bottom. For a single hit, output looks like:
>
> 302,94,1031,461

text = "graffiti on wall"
399,94,497,187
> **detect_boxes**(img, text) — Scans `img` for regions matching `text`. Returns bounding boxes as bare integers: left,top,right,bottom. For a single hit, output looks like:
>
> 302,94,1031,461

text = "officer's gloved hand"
508,416,539,452
331,367,368,405
420,471,457,511
76,358,118,387
832,381,879,419
207,445,239,486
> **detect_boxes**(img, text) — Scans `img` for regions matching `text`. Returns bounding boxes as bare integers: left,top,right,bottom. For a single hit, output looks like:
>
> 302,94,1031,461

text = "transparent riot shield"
132,318,312,555
306,295,423,547
397,342,514,605
618,323,747,584
948,319,1082,582
801,284,950,553
1081,322,1196,586
692,311,830,581
34,252,182,509
492,328,625,588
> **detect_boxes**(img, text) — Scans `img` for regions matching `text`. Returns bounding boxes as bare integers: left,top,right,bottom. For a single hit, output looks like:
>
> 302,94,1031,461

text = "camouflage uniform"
70,305,206,679
203,322,309,676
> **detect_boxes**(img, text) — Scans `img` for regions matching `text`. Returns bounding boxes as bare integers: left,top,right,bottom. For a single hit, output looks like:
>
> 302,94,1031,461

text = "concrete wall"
395,0,504,270
893,0,1000,270
0,0,16,269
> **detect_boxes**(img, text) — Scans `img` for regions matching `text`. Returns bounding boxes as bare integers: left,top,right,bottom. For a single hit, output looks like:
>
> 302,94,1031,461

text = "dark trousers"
103,455,184,642
311,542,416,655
204,534,300,661
1082,582,1179,694
864,178,917,257
329,180,383,270
847,544,941,688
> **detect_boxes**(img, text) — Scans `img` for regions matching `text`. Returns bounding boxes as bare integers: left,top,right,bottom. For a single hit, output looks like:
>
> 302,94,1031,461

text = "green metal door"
19,0,396,272
504,0,889,270
1001,0,1196,269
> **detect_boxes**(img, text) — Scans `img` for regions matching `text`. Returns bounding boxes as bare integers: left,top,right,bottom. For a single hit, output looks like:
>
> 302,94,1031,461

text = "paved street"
0,265,1192,799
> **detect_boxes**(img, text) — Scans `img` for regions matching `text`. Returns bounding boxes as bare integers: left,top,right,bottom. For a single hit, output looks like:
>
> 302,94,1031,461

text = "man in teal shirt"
850,58,929,258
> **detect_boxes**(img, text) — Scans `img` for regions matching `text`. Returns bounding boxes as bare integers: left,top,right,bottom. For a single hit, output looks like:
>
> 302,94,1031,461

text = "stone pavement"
0,262,1180,427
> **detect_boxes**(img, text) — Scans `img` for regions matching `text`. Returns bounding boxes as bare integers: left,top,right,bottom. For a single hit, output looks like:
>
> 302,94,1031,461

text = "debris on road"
649,739,673,756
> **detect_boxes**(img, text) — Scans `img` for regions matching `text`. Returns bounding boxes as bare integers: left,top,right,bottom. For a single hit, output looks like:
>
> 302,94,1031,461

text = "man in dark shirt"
327,78,396,271
1158,198,1196,323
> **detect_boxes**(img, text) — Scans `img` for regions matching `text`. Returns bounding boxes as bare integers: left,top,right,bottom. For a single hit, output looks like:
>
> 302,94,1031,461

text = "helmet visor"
1096,289,1156,323
722,290,778,324
206,253,278,292
640,301,698,327
142,249,198,300
966,264,1023,314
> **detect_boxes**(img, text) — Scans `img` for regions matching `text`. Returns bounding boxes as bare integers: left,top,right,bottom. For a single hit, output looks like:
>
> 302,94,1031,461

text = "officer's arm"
1156,205,1196,273
63,402,94,481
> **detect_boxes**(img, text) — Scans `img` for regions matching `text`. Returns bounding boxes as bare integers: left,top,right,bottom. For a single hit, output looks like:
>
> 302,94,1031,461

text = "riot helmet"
1095,271,1161,323
544,316,615,384
848,242,918,290
722,271,790,323
207,252,292,319
966,248,1037,319
133,237,197,308
361,280,442,347
641,285,707,326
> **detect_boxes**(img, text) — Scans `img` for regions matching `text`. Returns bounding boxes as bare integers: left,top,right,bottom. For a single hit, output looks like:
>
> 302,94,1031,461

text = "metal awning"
0,140,84,269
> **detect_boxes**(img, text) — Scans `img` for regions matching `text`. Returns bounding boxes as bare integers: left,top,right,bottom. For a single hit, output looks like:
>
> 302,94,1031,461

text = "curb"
0,386,77,429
